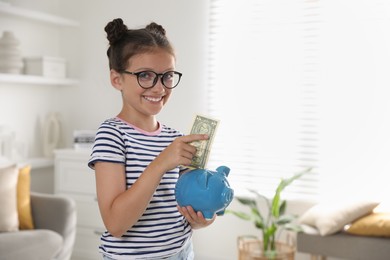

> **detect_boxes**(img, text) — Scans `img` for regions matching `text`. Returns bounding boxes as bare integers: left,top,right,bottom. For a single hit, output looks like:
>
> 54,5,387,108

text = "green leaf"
284,167,312,189
271,168,312,218
236,197,258,210
279,200,287,215
282,223,304,232
225,210,251,221
249,189,271,209
263,224,277,251
251,207,262,220
275,214,295,225
251,207,265,228
264,224,277,238
280,168,312,192
255,220,264,229
271,190,281,218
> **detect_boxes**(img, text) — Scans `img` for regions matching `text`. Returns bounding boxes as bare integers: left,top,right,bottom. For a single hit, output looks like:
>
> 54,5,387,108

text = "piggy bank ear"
216,166,230,177
196,170,210,189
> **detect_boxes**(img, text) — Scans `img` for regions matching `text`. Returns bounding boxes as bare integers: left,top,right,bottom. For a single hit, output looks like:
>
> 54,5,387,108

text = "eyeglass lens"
138,71,181,89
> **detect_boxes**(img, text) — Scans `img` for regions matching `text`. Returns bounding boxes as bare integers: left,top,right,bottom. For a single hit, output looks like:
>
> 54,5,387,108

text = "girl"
88,18,214,260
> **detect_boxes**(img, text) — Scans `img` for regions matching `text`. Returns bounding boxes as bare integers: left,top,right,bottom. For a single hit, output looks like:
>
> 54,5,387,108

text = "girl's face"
112,49,176,121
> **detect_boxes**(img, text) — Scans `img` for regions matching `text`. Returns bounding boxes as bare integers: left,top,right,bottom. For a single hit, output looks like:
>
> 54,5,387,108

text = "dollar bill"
189,115,219,169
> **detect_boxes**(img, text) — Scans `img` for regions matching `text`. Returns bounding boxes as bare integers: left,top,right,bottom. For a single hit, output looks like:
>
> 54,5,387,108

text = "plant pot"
238,236,294,260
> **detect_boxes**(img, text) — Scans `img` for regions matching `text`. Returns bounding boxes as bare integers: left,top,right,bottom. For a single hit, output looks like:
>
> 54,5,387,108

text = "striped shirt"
88,117,192,259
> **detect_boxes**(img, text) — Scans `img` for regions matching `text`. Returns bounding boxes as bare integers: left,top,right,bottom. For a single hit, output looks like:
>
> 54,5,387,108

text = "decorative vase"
238,236,295,260
0,31,24,74
42,112,61,158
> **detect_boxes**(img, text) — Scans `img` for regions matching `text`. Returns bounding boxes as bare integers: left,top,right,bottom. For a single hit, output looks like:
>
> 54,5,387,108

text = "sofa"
297,231,390,260
0,192,77,260
295,199,390,260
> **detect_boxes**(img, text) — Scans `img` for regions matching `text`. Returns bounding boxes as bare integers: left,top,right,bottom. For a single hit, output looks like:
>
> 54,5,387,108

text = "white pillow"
299,200,379,236
0,163,19,232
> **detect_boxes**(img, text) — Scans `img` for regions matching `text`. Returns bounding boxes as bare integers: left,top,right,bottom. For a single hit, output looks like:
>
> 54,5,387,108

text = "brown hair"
104,18,175,72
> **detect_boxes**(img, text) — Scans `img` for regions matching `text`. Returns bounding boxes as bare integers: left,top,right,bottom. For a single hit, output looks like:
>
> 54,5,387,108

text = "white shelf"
0,73,79,86
13,157,53,169
0,1,79,27
54,148,92,158
27,157,54,169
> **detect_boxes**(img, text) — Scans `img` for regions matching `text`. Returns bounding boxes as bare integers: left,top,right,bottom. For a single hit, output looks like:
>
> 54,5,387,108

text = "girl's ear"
110,69,123,91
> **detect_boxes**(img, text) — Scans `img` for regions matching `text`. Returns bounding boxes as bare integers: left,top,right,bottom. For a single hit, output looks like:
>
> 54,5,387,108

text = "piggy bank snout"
222,186,234,204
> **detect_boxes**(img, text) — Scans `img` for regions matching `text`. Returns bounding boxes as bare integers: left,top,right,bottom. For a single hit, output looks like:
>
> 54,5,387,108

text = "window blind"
206,0,321,199
207,0,390,201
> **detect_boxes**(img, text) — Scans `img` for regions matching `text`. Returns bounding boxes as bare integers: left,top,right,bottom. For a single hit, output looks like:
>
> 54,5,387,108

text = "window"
207,0,390,201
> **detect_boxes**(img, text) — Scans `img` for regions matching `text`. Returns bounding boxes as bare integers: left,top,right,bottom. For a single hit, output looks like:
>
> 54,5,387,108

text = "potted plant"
228,168,311,260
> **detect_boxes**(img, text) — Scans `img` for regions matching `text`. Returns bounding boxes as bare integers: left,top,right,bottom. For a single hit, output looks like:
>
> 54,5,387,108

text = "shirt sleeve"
88,122,126,169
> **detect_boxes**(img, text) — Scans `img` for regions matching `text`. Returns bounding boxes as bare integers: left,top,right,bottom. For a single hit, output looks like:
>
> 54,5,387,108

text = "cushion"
0,229,63,259
345,212,390,237
299,200,379,236
0,163,19,231
17,165,34,229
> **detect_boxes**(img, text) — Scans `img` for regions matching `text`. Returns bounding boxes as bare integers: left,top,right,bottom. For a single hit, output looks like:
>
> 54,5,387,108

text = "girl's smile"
143,95,164,103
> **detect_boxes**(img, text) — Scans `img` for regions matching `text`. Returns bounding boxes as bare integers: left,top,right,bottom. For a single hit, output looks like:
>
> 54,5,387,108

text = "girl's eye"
163,72,174,81
138,71,154,81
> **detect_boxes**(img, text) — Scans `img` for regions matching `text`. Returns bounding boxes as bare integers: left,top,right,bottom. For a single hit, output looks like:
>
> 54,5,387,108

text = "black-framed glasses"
122,70,182,89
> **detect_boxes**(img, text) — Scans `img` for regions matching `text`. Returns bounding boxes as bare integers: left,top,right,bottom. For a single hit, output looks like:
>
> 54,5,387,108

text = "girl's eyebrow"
130,67,175,72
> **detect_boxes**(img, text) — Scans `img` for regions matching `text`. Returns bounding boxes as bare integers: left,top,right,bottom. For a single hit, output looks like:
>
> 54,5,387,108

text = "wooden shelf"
0,1,79,27
0,73,79,86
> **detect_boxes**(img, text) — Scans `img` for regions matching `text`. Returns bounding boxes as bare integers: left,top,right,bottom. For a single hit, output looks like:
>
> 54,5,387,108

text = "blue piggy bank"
175,166,234,219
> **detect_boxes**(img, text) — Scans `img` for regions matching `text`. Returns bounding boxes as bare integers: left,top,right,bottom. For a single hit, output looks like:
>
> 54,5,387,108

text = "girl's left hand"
177,206,216,229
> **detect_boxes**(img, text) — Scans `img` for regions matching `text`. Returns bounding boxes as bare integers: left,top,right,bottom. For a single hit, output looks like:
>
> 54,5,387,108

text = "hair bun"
105,18,128,45
145,22,166,36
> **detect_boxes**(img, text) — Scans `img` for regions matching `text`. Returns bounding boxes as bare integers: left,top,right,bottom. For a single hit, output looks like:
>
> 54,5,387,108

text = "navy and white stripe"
88,118,192,259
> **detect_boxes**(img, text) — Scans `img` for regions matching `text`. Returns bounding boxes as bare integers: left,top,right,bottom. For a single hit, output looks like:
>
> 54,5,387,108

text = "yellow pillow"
345,212,390,237
17,165,34,230
0,164,19,232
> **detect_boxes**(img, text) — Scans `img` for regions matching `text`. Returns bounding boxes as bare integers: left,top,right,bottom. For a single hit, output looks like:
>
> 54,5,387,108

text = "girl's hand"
154,134,208,172
177,206,216,229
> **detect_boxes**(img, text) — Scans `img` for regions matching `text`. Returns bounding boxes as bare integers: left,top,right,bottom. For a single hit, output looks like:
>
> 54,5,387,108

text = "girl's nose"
152,78,165,91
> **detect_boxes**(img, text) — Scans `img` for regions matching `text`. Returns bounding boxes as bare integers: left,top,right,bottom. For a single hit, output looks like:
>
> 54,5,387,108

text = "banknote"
188,115,219,169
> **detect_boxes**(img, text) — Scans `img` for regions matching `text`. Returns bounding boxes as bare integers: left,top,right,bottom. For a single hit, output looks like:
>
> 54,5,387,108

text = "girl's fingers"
185,150,196,160
180,134,209,144
183,143,197,155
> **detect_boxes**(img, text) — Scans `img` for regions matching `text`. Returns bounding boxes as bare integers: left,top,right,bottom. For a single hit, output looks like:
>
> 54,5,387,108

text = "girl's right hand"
154,134,209,172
